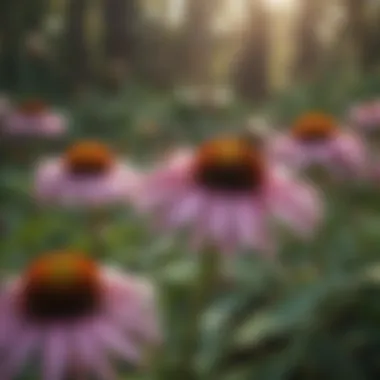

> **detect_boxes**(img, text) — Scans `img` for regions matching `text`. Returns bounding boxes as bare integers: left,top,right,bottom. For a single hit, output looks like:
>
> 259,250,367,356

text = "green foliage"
269,70,380,125
2,70,380,380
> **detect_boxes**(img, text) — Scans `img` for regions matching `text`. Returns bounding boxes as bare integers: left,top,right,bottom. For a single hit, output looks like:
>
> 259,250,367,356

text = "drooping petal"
330,133,368,177
42,328,69,380
206,197,238,253
71,324,116,380
268,135,301,169
267,169,323,238
136,169,192,212
133,149,194,210
350,102,380,130
233,198,273,254
190,194,216,250
0,327,39,379
95,321,141,363
41,114,66,136
165,189,203,228
34,158,64,203
103,271,160,343
0,284,21,348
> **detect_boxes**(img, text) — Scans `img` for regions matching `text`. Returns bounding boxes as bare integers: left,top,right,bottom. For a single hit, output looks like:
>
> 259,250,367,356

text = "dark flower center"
21,252,102,323
64,141,114,176
19,99,48,116
193,138,265,193
292,113,338,143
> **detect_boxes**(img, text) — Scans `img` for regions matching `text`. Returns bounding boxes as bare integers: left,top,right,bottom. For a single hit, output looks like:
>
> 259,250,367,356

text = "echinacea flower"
350,99,380,134
2,99,66,138
34,140,138,207
349,101,380,180
136,137,322,255
0,251,159,380
270,112,367,178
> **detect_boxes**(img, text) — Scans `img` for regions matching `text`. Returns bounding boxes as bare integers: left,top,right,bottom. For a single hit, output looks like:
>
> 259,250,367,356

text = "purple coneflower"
34,140,138,207
270,112,367,178
349,101,380,180
136,137,322,255
0,251,159,380
2,99,66,138
350,100,380,133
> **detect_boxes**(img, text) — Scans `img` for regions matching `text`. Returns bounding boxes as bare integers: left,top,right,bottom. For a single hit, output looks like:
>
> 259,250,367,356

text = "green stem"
310,183,347,276
179,248,221,380
87,208,108,260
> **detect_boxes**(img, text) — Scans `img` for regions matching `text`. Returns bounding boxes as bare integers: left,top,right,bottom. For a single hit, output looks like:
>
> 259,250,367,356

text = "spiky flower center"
64,141,114,176
21,252,101,323
192,138,265,193
18,99,48,116
292,113,338,143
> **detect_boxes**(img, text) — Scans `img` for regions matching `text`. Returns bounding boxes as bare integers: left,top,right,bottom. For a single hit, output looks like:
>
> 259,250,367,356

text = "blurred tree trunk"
367,6,380,71
63,0,89,90
0,0,22,91
0,0,47,92
346,0,380,72
178,0,217,85
134,21,178,89
103,0,140,64
346,0,367,70
22,0,53,96
23,0,49,31
293,0,322,81
231,0,270,102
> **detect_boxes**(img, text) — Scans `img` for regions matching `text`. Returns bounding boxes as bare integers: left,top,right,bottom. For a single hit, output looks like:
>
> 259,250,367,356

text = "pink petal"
1,327,39,379
207,197,237,253
166,189,203,227
269,135,300,168
190,194,217,250
135,154,194,211
42,328,68,380
34,159,63,202
268,170,322,237
137,176,189,211
95,321,141,363
234,198,273,254
71,325,116,380
330,133,368,176
103,275,160,343
41,114,66,135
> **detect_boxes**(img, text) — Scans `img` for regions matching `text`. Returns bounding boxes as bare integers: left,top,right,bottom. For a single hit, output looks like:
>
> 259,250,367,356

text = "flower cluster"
1,93,379,379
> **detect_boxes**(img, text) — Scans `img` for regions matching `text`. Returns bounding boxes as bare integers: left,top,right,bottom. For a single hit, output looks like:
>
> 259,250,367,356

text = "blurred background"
3,1,380,379
2,0,380,120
